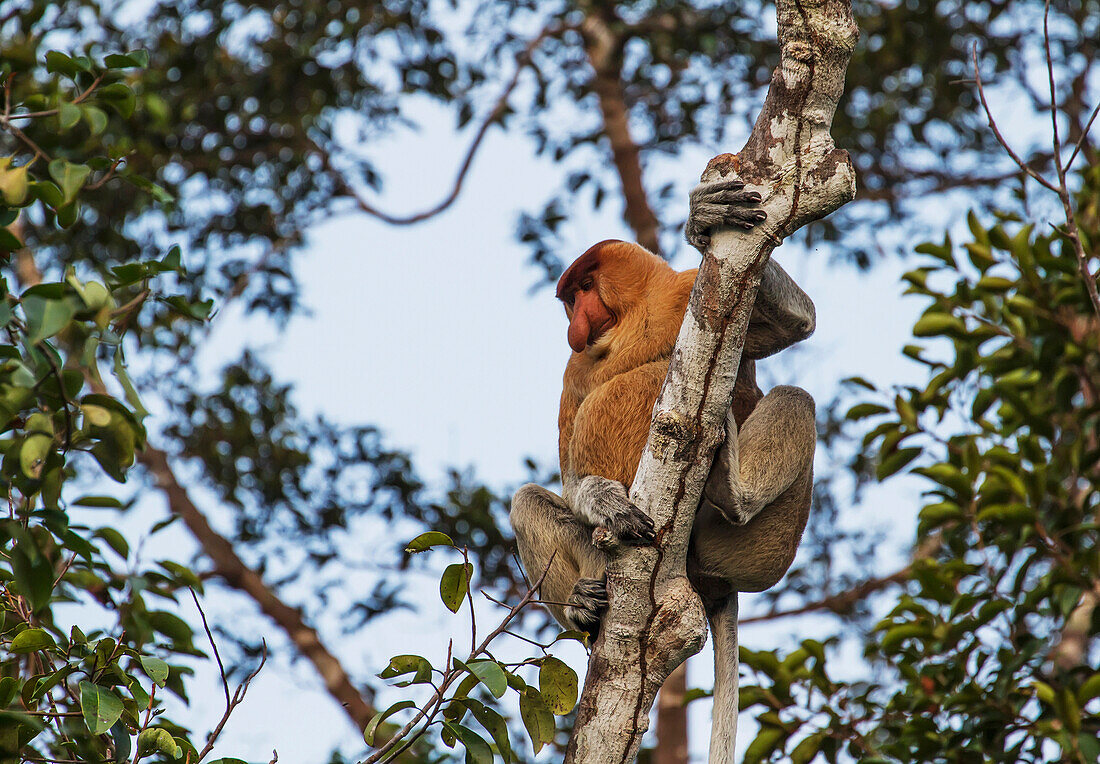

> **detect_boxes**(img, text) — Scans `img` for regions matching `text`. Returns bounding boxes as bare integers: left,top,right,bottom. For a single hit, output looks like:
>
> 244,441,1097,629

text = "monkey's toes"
565,578,608,635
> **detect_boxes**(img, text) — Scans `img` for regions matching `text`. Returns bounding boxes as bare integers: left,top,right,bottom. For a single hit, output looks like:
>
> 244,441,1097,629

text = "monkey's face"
559,274,616,353
557,239,662,355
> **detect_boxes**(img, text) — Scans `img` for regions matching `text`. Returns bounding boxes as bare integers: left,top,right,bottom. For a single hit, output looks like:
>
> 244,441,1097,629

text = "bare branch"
582,14,662,255
319,23,573,226
970,46,1059,193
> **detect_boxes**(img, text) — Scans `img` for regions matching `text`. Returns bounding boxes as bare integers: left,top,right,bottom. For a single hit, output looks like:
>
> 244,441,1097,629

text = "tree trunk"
564,1,858,761
653,663,689,764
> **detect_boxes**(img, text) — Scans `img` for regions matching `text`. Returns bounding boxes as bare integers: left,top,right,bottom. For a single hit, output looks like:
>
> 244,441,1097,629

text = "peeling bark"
565,2,857,761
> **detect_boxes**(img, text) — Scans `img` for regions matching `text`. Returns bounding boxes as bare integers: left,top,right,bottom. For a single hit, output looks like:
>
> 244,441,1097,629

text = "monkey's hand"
564,577,607,635
571,475,655,545
685,178,767,253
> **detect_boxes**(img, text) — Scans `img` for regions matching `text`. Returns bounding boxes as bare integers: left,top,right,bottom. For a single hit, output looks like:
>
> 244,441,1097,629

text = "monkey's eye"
580,278,594,291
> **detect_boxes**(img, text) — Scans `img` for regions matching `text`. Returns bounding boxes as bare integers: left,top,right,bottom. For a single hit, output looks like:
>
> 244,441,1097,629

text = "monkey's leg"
702,385,815,525
510,484,608,633
692,385,815,592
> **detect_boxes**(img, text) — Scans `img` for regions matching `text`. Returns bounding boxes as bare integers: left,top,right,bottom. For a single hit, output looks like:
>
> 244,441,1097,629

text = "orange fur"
557,240,762,486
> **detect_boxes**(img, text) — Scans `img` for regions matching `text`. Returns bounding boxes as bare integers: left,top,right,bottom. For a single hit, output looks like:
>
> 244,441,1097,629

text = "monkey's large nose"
568,311,591,353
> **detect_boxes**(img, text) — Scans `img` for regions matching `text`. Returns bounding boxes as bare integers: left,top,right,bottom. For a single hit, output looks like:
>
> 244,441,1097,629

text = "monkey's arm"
562,364,666,545
685,178,816,359
742,260,816,359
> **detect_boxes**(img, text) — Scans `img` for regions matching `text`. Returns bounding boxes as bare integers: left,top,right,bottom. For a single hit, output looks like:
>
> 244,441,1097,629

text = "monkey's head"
556,240,674,355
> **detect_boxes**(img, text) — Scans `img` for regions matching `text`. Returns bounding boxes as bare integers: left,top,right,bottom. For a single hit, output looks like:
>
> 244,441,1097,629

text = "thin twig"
970,45,1059,193
196,642,268,762
1065,99,1100,171
971,40,1100,319
1041,1,1100,319
51,553,77,587
1043,1,1063,181
462,547,476,654
189,588,231,709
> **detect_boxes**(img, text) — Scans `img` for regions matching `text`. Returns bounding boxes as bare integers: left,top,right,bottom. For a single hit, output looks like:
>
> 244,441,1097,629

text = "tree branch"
138,447,377,730
318,23,571,226
582,14,662,255
565,2,858,761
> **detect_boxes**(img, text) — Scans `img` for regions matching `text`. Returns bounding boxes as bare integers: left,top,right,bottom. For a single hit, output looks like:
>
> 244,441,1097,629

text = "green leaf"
845,402,889,420
790,731,825,764
94,527,130,558
19,433,53,479
47,159,91,204
519,687,555,754
538,656,578,714
22,295,76,344
462,699,514,763
405,531,454,553
137,728,180,757
1078,672,1100,705
110,720,131,763
912,312,966,338
45,52,79,79
743,725,786,764
876,446,922,480
79,681,124,734
441,722,493,764
96,83,136,118
9,628,56,654
83,105,109,135
29,180,64,209
377,655,433,685
72,495,124,508
58,101,81,129
456,659,507,699
104,51,149,69
440,562,472,613
0,161,30,205
364,700,416,746
140,656,169,687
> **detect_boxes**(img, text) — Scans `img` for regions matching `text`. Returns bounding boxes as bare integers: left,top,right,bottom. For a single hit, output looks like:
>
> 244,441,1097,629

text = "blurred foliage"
736,167,1100,762
0,50,248,763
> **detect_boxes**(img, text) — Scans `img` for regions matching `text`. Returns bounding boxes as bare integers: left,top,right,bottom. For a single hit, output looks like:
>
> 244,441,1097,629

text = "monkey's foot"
564,577,607,635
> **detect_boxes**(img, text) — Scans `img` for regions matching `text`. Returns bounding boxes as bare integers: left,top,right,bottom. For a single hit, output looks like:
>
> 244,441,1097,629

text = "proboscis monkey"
509,177,816,755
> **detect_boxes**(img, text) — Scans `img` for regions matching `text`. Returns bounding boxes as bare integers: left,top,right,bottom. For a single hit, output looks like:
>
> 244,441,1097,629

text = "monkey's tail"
706,594,739,764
